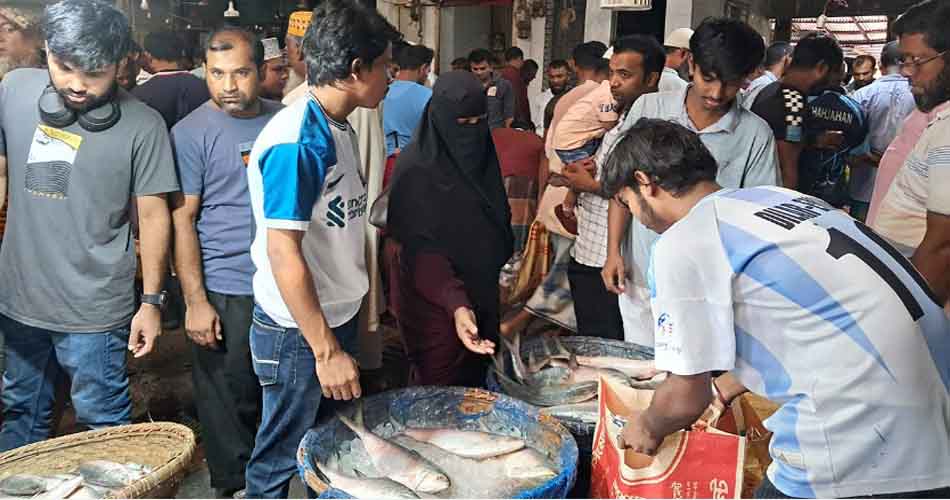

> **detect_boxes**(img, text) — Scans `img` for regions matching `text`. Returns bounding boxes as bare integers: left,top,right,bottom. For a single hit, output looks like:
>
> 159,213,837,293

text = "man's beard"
51,77,117,113
0,57,13,80
914,64,950,113
0,54,31,81
634,189,660,233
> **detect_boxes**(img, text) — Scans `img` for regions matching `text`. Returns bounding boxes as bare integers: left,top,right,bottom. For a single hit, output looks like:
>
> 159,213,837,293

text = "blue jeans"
0,314,132,451
244,306,359,499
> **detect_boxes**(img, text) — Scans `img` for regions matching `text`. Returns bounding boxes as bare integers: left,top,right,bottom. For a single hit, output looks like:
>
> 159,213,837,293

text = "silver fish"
311,458,420,499
0,474,47,496
78,460,148,489
539,400,600,423
400,427,525,460
548,334,661,380
497,449,558,481
492,335,599,407
337,404,451,494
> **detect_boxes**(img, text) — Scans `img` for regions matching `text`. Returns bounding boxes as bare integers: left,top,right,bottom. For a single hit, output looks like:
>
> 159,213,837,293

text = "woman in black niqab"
387,70,514,387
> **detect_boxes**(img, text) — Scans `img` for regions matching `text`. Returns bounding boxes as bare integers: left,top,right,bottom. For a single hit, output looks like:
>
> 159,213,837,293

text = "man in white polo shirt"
243,1,399,496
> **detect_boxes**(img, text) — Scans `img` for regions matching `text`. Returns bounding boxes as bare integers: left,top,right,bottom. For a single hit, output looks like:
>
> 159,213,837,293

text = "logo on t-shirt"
657,312,674,336
327,195,346,228
239,141,254,167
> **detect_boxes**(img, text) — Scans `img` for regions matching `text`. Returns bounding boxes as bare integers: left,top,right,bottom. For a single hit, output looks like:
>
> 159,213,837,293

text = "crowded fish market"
0,0,947,497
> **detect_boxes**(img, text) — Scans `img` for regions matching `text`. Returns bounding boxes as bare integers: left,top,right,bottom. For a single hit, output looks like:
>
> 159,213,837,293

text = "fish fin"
311,461,332,486
354,400,365,428
552,335,573,358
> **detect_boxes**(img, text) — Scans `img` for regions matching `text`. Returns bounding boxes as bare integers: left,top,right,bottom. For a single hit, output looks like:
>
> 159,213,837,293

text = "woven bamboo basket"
0,422,196,499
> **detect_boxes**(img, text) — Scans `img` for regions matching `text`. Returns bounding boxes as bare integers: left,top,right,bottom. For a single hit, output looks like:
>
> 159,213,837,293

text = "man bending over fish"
243,0,401,496
602,118,950,498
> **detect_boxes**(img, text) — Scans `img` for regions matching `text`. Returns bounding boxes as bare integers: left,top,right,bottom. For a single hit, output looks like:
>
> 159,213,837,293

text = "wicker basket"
0,422,196,499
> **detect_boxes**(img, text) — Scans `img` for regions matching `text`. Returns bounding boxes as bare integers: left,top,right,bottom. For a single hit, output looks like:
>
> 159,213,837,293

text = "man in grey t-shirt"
169,27,281,497
0,0,178,451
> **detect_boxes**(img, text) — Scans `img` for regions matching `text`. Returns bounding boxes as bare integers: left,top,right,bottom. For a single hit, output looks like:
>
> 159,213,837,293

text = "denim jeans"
0,314,132,451
244,305,359,499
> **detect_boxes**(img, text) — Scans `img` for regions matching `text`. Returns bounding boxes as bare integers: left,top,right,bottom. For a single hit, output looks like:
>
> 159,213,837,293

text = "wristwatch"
141,291,168,309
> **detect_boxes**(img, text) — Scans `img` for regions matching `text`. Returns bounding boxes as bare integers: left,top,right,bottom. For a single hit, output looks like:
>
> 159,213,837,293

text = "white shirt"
531,88,554,137
651,186,950,498
741,70,778,109
247,96,369,328
658,67,687,94
873,101,950,256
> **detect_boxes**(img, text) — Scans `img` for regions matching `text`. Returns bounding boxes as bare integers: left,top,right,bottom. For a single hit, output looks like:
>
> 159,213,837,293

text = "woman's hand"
454,307,496,355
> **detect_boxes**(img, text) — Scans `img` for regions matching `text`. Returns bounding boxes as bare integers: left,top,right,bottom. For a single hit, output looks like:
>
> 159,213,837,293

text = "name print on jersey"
753,196,833,230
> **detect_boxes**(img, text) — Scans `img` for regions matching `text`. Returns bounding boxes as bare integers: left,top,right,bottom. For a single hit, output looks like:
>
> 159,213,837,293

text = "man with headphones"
0,0,178,450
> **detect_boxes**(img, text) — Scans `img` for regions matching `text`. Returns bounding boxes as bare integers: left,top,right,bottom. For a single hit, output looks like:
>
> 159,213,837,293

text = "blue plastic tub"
297,386,578,499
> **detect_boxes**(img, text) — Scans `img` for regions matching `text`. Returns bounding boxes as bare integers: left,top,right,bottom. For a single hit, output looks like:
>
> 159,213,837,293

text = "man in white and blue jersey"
243,1,400,497
605,118,950,499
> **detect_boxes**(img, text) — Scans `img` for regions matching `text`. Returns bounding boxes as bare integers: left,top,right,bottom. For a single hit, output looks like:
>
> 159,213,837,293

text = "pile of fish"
0,460,150,499
492,333,665,423
312,403,559,498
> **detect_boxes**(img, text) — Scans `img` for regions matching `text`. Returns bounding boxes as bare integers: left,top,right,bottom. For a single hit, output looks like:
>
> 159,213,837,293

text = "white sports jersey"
247,96,369,328
649,186,950,498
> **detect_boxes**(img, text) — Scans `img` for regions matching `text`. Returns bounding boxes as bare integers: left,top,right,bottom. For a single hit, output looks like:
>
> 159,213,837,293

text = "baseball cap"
664,28,694,50
287,11,313,38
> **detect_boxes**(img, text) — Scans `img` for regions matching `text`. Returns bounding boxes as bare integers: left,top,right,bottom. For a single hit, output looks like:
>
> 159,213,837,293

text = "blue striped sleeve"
258,142,328,230
926,145,950,216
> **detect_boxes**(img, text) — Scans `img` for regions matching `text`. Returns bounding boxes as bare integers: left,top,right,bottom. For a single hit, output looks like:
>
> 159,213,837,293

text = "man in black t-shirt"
751,33,844,190
132,31,210,130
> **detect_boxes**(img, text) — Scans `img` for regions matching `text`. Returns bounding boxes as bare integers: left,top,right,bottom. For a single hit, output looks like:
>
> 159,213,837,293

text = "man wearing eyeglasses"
874,0,950,304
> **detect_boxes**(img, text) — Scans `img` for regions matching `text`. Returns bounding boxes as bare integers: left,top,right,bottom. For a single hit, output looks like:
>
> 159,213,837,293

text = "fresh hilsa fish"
337,405,451,494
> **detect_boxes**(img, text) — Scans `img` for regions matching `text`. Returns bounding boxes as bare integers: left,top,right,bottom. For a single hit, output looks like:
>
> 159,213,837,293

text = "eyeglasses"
898,51,947,72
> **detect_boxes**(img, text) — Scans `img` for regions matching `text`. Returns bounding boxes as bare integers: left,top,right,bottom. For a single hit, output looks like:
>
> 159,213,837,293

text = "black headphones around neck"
37,85,121,132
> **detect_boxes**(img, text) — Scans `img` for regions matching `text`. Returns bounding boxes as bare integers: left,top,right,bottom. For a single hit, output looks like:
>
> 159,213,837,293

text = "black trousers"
191,292,261,490
567,258,624,341
755,475,950,499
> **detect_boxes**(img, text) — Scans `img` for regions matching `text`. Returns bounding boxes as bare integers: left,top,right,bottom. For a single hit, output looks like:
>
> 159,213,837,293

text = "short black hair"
303,0,402,87
522,59,539,79
854,54,876,68
587,41,608,57
451,56,470,70
789,32,844,74
894,0,950,53
881,41,902,68
764,41,792,67
574,42,607,71
43,0,132,72
468,48,495,65
690,17,765,83
548,59,569,71
594,57,610,76
613,35,665,80
206,26,265,70
603,118,719,198
144,31,187,62
397,44,434,70
505,46,524,62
